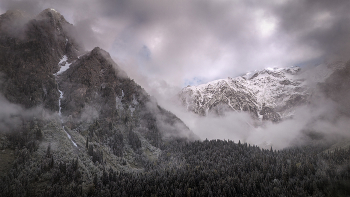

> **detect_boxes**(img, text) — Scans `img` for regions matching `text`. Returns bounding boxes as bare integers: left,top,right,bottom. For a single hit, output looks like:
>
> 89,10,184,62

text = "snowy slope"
179,66,310,121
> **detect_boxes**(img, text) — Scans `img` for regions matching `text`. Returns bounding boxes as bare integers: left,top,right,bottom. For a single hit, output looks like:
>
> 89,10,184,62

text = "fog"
0,94,23,133
2,0,350,86
151,84,350,149
1,1,350,148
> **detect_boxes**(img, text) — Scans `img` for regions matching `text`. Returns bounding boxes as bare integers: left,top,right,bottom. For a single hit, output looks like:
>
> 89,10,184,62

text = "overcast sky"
1,0,350,145
1,0,350,90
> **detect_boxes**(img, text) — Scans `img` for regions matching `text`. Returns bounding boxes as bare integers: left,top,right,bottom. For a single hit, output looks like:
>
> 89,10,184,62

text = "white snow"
56,55,72,75
181,66,307,118
58,89,63,117
55,55,78,148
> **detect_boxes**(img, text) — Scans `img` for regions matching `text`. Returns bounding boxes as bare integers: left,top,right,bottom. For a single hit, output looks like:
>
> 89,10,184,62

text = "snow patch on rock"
56,55,72,75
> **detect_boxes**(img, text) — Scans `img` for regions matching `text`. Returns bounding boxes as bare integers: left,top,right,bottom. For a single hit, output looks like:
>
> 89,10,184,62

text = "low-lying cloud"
0,94,23,133
158,90,350,150
1,1,350,148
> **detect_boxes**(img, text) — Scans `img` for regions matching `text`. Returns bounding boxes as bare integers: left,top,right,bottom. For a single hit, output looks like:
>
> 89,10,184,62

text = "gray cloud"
161,94,350,150
1,0,350,146
0,94,23,133
1,0,349,87
272,0,350,62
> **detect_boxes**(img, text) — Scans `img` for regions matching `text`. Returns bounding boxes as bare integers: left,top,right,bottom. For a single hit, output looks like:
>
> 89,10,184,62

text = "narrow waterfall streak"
56,55,77,148
58,89,63,118
63,126,77,147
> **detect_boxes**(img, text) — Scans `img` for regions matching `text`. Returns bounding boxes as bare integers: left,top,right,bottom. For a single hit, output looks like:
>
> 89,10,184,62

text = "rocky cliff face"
0,8,79,110
179,67,309,122
320,61,350,116
0,8,197,175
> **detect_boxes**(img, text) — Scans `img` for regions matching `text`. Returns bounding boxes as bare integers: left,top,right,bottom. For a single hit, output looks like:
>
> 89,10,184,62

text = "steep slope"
320,61,350,116
180,67,309,122
0,8,197,180
0,9,80,110
0,8,349,197
56,46,197,148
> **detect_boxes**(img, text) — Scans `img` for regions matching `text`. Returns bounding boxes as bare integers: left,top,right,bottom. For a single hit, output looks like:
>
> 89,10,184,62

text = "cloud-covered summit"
1,0,349,89
1,0,350,148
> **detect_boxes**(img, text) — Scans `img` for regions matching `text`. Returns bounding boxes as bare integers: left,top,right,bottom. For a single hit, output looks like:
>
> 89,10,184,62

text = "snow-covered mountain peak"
180,66,308,122
242,66,300,80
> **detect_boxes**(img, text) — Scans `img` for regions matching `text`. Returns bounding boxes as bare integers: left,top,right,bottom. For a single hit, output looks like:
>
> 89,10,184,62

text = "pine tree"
46,143,51,158
86,137,89,149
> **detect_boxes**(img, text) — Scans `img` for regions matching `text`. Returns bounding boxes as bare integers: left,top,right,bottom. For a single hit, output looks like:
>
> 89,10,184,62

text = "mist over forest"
0,1,350,196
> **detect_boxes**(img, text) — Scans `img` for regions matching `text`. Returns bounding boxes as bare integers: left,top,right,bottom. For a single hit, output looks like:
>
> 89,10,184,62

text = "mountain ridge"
0,8,197,175
180,66,310,122
0,8,350,196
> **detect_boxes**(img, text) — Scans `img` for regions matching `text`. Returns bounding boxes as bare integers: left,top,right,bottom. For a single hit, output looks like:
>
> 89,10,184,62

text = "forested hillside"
1,6,350,197
1,138,349,196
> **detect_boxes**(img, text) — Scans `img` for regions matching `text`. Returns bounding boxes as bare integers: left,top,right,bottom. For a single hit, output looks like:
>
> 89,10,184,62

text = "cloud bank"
1,0,350,87
1,0,350,148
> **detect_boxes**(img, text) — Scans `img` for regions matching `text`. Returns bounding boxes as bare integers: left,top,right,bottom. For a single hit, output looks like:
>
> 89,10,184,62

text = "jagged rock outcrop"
0,8,196,141
57,46,197,141
59,47,145,120
259,105,281,122
0,8,79,110
180,77,259,117
0,8,197,175
180,67,309,121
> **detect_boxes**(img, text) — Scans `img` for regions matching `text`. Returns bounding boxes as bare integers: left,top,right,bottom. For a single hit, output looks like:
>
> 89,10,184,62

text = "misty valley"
0,7,350,197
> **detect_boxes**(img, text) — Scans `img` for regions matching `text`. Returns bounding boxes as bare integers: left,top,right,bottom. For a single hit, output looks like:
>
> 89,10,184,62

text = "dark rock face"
0,8,197,145
259,105,281,122
320,61,350,116
59,47,144,119
0,9,79,110
57,46,196,141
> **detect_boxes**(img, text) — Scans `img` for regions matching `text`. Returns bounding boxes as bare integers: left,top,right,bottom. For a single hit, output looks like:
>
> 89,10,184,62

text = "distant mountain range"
1,8,350,196
179,62,346,122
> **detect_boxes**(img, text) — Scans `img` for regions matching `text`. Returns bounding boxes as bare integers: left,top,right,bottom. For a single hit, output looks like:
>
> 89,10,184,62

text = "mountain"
179,61,348,123
320,61,350,116
1,8,350,197
0,8,197,181
0,9,80,110
180,66,311,122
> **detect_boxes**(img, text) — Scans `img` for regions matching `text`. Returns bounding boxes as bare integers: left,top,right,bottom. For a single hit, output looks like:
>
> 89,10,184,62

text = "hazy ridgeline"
1,3,350,196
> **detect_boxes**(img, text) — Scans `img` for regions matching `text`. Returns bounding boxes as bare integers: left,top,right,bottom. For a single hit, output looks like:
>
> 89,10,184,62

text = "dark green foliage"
35,128,43,140
143,112,162,148
87,140,350,197
46,143,51,158
92,149,103,164
0,153,83,197
108,132,124,157
128,129,141,151
87,144,103,164
1,137,350,196
88,144,94,156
